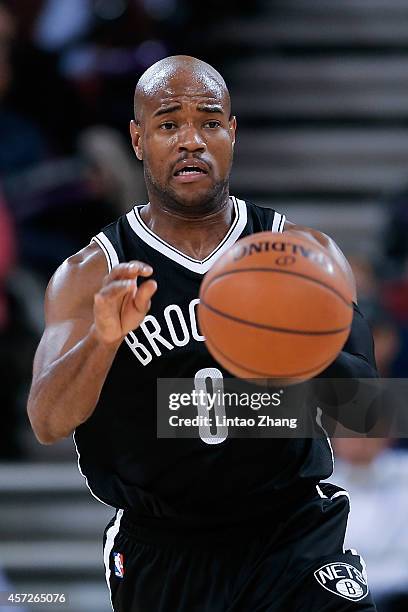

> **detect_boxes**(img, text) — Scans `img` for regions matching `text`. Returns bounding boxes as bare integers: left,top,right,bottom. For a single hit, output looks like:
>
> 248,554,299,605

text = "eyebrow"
153,103,224,118
197,104,224,114
153,104,181,117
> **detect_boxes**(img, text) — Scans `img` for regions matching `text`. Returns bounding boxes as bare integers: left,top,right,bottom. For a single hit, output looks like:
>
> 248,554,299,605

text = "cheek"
212,136,234,174
145,134,176,172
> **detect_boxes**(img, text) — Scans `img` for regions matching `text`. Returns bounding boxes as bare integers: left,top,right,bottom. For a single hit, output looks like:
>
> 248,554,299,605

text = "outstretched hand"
93,262,157,344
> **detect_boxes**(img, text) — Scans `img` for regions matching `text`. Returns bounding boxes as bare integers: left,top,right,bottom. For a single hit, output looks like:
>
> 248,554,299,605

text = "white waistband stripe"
104,509,124,610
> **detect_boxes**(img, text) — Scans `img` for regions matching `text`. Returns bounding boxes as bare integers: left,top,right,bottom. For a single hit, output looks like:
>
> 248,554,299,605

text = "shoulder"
48,242,108,293
284,220,335,249
45,242,108,322
283,219,346,258
284,220,357,301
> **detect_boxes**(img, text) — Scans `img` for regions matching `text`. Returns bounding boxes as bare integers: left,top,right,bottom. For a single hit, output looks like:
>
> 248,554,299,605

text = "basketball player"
27,56,378,611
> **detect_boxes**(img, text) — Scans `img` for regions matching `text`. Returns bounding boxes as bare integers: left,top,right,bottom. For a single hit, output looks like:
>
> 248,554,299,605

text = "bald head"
129,54,236,214
134,55,231,123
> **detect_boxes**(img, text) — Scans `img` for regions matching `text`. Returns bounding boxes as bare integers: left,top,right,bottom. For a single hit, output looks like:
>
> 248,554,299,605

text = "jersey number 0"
194,368,228,444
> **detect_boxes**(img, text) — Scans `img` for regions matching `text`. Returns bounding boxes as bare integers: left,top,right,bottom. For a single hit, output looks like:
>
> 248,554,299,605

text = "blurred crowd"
329,227,408,608
2,0,406,457
331,437,408,610
0,0,251,459
0,2,408,609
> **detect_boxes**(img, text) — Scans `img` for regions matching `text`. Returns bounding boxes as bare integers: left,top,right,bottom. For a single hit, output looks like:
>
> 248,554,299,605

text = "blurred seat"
0,462,113,612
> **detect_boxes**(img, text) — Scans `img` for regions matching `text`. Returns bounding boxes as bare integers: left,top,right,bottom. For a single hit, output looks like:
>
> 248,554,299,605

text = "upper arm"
32,243,108,380
283,219,357,303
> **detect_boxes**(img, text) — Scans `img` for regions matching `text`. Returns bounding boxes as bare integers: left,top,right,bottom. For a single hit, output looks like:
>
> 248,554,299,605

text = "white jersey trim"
331,490,351,502
72,431,110,507
104,509,124,610
316,485,350,503
316,484,351,553
272,211,286,233
315,406,335,476
316,484,328,498
125,196,248,274
350,548,368,584
92,232,119,272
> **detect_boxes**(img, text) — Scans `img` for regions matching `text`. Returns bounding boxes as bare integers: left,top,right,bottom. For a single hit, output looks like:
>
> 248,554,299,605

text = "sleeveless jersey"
74,197,334,527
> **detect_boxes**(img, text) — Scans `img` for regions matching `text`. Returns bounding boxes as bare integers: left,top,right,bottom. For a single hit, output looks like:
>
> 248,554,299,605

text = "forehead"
142,70,228,112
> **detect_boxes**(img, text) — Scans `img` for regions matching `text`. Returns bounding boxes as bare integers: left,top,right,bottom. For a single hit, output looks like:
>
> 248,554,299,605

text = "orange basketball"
198,230,354,383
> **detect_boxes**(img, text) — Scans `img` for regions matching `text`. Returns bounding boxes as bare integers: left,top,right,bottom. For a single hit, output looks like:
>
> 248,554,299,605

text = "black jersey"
74,197,334,527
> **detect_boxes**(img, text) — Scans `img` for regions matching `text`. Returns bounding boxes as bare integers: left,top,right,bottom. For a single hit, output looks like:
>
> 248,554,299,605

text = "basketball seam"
202,268,353,308
204,333,336,378
200,301,351,336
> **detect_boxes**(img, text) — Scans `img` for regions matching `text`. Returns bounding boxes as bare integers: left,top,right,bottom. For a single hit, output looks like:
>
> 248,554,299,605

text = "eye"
204,120,221,129
160,121,176,130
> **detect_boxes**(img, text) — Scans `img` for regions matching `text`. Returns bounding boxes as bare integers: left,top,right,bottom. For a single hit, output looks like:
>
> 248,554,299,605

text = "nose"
177,125,206,153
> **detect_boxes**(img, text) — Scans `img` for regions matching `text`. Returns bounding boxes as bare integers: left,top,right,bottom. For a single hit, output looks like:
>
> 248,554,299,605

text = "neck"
140,193,234,260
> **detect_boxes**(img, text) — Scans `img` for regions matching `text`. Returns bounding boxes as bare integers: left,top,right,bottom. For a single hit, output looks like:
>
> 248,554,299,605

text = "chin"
170,185,218,210
149,174,229,215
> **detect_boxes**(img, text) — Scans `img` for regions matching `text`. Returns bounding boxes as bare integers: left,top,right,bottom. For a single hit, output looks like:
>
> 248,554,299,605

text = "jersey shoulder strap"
245,200,286,233
91,215,129,271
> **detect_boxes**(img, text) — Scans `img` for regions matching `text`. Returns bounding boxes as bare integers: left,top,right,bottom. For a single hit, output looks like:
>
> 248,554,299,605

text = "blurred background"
0,0,408,610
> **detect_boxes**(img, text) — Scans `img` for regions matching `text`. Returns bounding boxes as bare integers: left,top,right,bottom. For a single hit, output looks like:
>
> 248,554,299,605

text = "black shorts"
103,483,377,611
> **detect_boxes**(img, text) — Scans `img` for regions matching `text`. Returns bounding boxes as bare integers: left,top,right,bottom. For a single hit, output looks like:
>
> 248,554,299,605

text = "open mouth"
174,165,208,176
172,161,210,183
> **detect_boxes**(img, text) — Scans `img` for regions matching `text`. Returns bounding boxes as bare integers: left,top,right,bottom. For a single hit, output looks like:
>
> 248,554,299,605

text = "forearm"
314,303,380,432
320,349,378,380
28,327,120,444
319,302,378,379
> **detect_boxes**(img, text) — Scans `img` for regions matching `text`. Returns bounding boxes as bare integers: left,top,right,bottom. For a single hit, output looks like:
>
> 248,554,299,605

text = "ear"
130,120,143,160
229,116,237,148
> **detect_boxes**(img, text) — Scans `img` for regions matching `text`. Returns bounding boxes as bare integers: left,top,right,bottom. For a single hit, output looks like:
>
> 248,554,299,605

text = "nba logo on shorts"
113,552,125,578
314,562,368,602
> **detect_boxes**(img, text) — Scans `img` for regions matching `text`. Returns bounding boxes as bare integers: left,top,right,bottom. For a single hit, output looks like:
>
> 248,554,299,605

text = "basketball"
198,230,354,382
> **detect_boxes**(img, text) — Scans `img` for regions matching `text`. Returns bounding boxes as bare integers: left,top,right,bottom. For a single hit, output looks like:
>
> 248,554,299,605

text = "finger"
103,262,153,286
133,279,157,314
96,280,136,301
